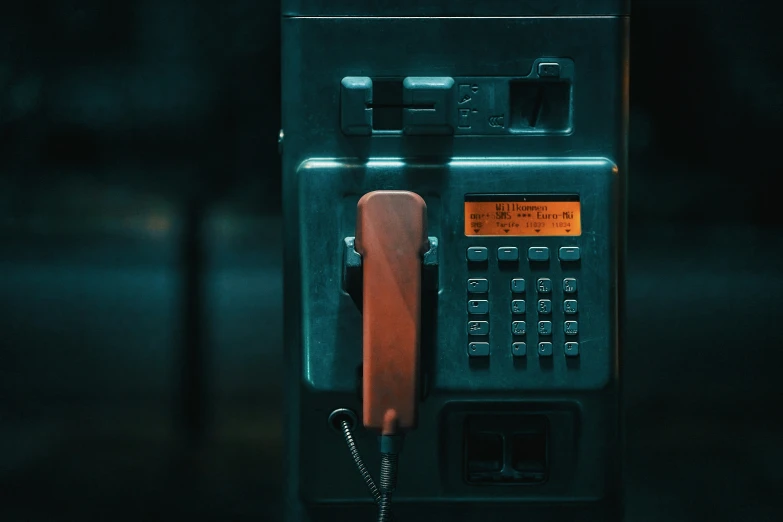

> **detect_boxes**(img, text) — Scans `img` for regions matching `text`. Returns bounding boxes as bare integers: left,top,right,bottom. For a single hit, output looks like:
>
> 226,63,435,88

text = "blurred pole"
180,196,209,446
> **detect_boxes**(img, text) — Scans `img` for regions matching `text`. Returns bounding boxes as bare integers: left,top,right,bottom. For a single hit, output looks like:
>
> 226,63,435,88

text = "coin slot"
509,80,572,133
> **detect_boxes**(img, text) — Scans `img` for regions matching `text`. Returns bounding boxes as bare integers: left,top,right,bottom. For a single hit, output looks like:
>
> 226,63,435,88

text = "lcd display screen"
464,195,581,236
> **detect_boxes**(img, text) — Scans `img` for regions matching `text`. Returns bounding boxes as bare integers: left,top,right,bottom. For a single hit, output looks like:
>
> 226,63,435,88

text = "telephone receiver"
335,190,438,520
354,190,430,435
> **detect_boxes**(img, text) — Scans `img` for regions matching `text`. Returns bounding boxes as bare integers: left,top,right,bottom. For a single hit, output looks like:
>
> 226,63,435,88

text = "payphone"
281,1,629,521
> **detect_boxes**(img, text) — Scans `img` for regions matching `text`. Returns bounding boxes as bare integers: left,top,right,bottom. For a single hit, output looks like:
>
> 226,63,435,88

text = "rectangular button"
537,299,552,314
512,342,527,357
537,278,552,293
559,247,580,261
538,321,552,335
497,246,519,262
564,321,579,335
528,247,550,262
565,342,579,357
511,278,525,293
564,299,578,314
467,278,489,293
467,247,488,262
538,342,553,356
340,77,373,135
563,278,577,293
511,321,526,335
511,300,526,314
467,321,489,335
468,300,489,314
402,77,455,135
538,63,561,78
468,342,490,357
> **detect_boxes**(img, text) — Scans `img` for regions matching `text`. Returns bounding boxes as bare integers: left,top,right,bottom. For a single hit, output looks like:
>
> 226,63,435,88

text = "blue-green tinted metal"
283,0,629,17
282,11,628,522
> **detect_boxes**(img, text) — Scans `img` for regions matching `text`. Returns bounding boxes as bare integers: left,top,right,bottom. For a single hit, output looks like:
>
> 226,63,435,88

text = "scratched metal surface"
2,0,783,520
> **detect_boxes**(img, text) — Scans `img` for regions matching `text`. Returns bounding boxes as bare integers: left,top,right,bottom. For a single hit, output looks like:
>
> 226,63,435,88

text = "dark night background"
1,1,782,521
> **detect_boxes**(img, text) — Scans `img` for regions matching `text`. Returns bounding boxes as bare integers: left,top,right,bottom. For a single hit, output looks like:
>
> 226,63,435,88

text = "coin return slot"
510,430,547,482
464,414,548,485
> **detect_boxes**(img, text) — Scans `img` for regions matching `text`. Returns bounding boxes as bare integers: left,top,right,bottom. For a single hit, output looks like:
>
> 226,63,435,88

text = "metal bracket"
342,236,439,309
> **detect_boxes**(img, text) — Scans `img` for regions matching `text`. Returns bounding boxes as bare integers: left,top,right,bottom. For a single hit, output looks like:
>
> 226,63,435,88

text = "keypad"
466,244,582,359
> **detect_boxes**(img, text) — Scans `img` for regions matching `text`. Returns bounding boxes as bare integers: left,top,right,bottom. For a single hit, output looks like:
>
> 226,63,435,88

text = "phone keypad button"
466,246,488,263
468,300,489,315
468,342,490,357
511,321,526,336
538,321,553,335
564,321,579,336
528,246,550,262
538,342,553,356
467,278,489,293
511,278,525,293
559,246,580,262
497,246,519,262
467,321,489,335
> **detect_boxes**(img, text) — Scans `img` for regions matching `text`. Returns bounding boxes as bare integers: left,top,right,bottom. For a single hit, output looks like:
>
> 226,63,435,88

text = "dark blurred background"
1,1,782,521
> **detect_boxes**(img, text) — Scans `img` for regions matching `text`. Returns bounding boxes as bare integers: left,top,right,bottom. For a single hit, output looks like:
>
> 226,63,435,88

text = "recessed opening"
371,79,403,131
509,80,572,133
464,414,548,485
466,432,504,474
510,429,547,481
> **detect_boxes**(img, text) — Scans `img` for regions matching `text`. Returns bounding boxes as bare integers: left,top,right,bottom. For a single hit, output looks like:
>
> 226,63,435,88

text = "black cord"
338,419,398,522
339,420,381,504
377,451,398,522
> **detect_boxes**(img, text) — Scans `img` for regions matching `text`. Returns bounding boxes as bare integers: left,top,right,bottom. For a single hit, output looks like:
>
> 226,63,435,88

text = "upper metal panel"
283,0,630,17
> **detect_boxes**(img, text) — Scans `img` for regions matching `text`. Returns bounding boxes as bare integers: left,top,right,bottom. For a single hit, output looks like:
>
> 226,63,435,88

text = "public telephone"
281,1,629,521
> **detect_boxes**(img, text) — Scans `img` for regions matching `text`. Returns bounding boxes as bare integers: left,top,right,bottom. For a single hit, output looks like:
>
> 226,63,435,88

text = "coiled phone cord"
338,419,397,522
377,449,398,522
339,419,382,503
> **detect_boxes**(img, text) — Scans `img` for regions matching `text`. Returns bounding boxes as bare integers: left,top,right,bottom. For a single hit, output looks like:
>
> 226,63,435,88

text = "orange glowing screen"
464,195,581,236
